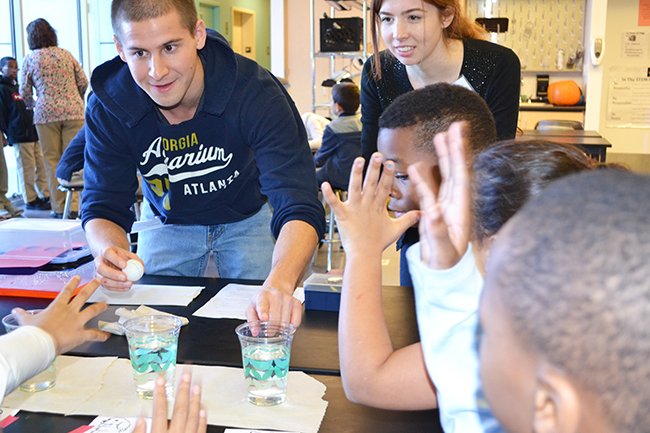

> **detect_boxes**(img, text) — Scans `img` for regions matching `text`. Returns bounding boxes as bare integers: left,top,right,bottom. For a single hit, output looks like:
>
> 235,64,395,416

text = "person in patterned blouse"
20,18,88,219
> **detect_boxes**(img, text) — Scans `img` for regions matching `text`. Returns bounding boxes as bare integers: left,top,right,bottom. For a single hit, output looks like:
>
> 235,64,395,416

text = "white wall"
593,0,650,153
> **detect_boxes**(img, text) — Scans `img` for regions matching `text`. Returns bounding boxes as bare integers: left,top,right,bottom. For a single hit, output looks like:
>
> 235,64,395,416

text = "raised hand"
407,122,471,270
322,153,419,258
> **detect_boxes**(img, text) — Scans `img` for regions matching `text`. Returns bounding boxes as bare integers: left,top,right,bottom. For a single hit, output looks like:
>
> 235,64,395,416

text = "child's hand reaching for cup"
322,153,419,258
407,122,472,270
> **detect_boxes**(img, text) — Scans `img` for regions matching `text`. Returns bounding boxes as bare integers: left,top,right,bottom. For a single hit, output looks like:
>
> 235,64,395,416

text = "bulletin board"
465,0,587,71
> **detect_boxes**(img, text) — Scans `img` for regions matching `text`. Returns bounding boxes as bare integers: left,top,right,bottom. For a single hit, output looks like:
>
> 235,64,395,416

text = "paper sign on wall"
640,0,650,26
623,32,647,58
607,66,650,128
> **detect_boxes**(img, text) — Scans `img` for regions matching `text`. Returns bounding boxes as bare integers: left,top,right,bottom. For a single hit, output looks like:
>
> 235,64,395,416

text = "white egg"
123,259,144,281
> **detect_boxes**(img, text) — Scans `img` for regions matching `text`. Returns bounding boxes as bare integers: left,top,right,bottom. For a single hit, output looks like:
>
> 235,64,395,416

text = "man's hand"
407,122,471,270
133,371,207,433
323,153,419,258
246,220,318,327
94,245,144,291
13,276,110,355
247,288,302,326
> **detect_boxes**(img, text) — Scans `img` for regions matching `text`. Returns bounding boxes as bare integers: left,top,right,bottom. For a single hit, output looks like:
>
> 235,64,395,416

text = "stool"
313,189,346,272
57,184,84,219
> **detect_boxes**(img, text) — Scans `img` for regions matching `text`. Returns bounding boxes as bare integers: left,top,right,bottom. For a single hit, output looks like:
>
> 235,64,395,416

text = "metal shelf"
521,69,584,74
310,0,369,113
314,51,365,59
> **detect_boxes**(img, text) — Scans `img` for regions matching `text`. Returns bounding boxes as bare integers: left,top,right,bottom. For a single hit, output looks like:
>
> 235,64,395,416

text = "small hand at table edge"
12,276,110,355
133,370,207,433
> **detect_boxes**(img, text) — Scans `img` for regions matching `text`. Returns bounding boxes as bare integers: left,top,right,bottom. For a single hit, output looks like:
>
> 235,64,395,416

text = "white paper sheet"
4,356,328,433
2,356,117,414
192,284,304,320
224,430,300,433
0,407,19,422
88,416,151,433
87,285,204,306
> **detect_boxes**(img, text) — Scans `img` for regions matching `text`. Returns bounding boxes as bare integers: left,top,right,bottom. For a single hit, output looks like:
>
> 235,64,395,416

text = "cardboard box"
304,273,343,311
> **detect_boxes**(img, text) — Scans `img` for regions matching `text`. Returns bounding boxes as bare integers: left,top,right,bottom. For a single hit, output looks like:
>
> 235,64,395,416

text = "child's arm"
407,122,472,270
322,154,438,410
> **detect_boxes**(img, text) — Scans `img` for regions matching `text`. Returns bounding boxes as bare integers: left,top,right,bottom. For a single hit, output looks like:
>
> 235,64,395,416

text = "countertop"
519,102,585,111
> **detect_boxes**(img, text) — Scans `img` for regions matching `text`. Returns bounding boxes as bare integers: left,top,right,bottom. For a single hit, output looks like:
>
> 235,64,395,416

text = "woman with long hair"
21,18,88,218
361,0,521,164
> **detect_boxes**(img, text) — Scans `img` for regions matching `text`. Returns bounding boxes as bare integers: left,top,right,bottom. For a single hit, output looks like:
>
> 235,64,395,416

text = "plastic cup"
2,310,57,392
235,321,296,406
123,315,182,399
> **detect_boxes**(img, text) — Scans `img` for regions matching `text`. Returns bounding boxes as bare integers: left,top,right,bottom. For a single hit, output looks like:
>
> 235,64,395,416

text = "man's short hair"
378,83,497,155
0,57,16,69
111,0,198,42
486,169,650,433
331,82,360,115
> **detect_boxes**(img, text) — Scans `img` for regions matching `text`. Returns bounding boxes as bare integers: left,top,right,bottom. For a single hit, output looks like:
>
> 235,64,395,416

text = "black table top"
0,275,442,432
0,275,421,376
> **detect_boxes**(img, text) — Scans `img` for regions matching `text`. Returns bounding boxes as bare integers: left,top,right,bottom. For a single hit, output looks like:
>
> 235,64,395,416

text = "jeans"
137,199,275,280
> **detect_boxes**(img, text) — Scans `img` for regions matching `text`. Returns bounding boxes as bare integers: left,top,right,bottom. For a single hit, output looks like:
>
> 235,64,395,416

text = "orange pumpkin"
547,80,582,106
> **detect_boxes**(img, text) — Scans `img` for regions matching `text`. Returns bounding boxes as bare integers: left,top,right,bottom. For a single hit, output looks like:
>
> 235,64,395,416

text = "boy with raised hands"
322,121,498,432
371,83,497,287
324,115,603,432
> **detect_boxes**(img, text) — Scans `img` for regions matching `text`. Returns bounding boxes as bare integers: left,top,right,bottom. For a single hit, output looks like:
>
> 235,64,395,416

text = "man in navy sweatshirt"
82,0,325,326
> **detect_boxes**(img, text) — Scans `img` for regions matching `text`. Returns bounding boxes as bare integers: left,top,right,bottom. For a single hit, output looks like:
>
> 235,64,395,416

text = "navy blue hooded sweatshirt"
82,33,325,239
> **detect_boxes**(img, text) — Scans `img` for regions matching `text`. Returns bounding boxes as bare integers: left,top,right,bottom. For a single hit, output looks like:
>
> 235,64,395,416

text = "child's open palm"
322,153,419,257
407,122,471,270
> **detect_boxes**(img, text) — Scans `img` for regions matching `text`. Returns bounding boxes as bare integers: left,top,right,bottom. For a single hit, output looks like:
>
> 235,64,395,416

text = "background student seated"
314,82,362,191
301,112,330,152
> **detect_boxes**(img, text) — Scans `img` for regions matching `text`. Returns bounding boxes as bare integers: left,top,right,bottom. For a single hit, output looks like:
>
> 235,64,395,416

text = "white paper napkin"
87,284,204,306
2,356,117,414
3,356,327,433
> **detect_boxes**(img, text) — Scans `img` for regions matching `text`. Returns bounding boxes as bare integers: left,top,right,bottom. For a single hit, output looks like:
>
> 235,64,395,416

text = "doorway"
231,7,255,61
199,1,220,33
